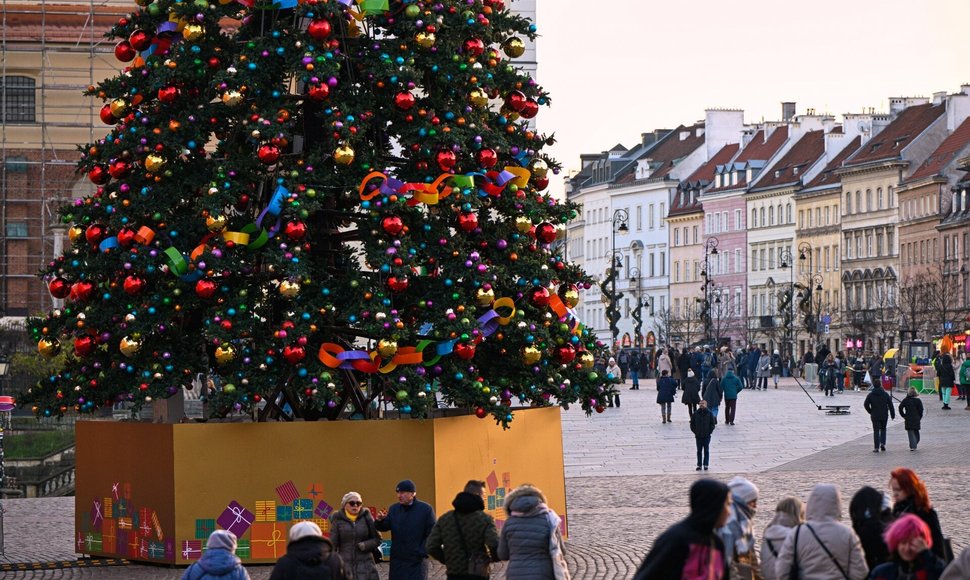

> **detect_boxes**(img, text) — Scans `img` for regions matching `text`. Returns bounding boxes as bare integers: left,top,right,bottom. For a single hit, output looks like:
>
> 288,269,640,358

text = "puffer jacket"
497,487,568,580
702,377,723,407
329,508,382,580
656,377,677,404
760,514,799,580
427,492,499,577
721,371,743,400
774,484,868,580
680,377,701,405
941,545,970,580
898,394,924,431
181,549,250,580
268,536,350,580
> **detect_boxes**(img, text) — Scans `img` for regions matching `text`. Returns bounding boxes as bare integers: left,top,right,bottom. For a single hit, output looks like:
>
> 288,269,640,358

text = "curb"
0,558,127,571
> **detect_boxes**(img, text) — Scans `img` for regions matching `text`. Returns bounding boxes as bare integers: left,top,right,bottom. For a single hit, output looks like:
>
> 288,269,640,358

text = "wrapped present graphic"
486,471,499,491
123,482,132,500
195,518,216,539
118,516,134,531
139,538,149,559
118,531,130,557
84,532,102,552
314,500,333,519
255,500,276,522
236,538,251,559
76,531,85,552
306,483,324,499
181,539,203,560
251,522,287,559
91,498,105,531
217,501,255,538
148,541,165,559
312,518,330,535
139,515,153,537
151,511,164,540
115,498,129,517
132,511,140,532
103,497,114,519
275,480,300,504
103,519,118,554
292,499,313,520
165,538,175,561
276,505,292,522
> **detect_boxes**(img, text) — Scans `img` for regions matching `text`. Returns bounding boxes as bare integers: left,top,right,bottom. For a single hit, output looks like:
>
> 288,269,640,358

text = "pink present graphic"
275,480,300,504
217,501,255,537
165,538,175,561
314,500,333,519
91,498,105,531
182,539,203,560
76,531,85,552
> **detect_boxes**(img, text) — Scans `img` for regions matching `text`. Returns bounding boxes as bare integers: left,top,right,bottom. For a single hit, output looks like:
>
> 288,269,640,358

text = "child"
898,387,924,451
605,357,622,407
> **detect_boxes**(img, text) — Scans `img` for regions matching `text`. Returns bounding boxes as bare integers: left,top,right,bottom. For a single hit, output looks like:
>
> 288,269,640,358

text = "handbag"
452,515,491,578
788,524,800,580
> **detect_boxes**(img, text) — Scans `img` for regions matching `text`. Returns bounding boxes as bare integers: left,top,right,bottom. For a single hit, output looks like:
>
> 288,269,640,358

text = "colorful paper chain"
358,166,531,207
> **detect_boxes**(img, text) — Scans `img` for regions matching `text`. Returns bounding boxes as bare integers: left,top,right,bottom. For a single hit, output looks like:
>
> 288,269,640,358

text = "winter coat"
864,387,895,423
774,484,869,580
375,499,436,580
689,406,716,438
717,352,736,377
869,357,883,379
617,350,630,369
869,550,946,580
718,496,759,578
941,546,970,580
959,360,970,385
703,377,724,407
680,377,701,405
634,480,730,580
629,352,642,375
757,355,771,378
605,363,622,380
898,394,924,431
749,349,763,373
721,371,743,401
657,353,673,376
497,487,569,580
892,498,946,562
938,353,956,389
656,376,677,404
269,537,351,580
761,514,800,580
820,360,838,388
182,549,251,580
427,492,499,578
849,486,891,571
329,508,382,580
677,351,692,378
771,353,782,375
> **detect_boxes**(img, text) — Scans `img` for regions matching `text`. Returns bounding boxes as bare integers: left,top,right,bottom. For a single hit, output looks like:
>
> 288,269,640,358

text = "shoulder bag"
804,524,849,580
788,524,800,580
452,514,490,578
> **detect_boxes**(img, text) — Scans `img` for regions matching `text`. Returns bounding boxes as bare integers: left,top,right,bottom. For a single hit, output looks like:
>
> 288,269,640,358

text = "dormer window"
716,174,722,188
774,170,781,178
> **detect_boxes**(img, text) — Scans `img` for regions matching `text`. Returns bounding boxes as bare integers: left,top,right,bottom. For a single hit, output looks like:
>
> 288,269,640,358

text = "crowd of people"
635,468,968,580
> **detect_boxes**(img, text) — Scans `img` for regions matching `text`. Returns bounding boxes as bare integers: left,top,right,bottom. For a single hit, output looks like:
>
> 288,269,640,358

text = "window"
834,250,839,270
799,210,804,229
735,209,742,231
856,191,862,214
674,228,680,246
866,189,873,211
887,230,894,255
636,205,642,231
752,208,758,228
751,249,758,271
759,249,766,270
705,212,712,234
660,252,666,276
769,248,775,269
845,192,852,214
692,226,698,245
877,188,883,210
876,232,883,256
889,186,895,207
649,253,655,277
5,221,27,238
825,206,830,225
659,203,665,228
834,204,839,224
674,261,680,282
722,212,728,232
769,206,775,225
735,249,741,273
735,288,743,317
674,298,681,317
649,204,655,229
824,247,830,271
1,76,36,123
786,203,792,223
759,207,765,227
866,234,873,257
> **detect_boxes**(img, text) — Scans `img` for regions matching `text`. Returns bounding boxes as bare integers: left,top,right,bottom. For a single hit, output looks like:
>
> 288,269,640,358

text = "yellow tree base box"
75,406,566,564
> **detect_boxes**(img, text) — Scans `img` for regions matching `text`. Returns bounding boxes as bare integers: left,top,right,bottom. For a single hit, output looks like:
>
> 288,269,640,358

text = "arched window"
751,208,757,228
866,189,873,211
786,203,792,223
777,204,784,224
845,192,852,214
1,75,36,123
856,190,862,213
877,188,884,210
769,206,775,225
760,207,765,226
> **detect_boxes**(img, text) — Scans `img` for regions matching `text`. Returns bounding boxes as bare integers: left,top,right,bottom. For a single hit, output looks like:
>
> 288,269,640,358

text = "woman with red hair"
889,468,946,561
868,514,946,579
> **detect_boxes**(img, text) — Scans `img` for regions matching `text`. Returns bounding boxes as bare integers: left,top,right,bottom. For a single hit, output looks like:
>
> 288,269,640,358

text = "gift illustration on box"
165,538,175,561
84,532,102,552
148,541,165,559
151,511,164,541
314,500,333,519
251,522,287,559
118,516,133,531
236,538,251,559
275,480,300,505
115,497,128,517
181,539,202,560
292,499,313,520
217,501,255,538
276,505,292,522
91,499,104,531
255,500,276,522
103,520,118,553
195,518,215,539
127,534,140,558
103,497,113,519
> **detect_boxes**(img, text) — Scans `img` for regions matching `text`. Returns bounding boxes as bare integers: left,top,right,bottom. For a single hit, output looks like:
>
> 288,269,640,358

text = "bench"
820,405,850,415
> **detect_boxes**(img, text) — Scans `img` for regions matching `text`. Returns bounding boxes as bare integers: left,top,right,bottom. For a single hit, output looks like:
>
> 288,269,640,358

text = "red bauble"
88,166,109,185
123,275,146,295
476,148,498,168
282,345,306,365
436,150,457,171
195,279,217,298
387,276,409,293
48,277,71,299
307,84,330,101
533,177,549,191
454,342,476,360
258,144,280,165
475,406,487,418
306,19,332,41
555,345,576,364
100,105,116,125
381,216,405,236
595,405,605,414
535,222,557,244
284,221,306,240
114,40,137,62
117,227,136,246
74,336,95,357
457,212,478,232
519,99,539,119
128,30,154,51
394,91,416,111
70,281,95,301
529,286,550,307
157,86,179,104
505,90,527,112
108,160,130,179
85,224,106,245
462,38,485,57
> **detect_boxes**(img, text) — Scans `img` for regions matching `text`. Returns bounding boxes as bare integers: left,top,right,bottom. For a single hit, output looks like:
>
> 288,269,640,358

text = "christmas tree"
27,0,612,426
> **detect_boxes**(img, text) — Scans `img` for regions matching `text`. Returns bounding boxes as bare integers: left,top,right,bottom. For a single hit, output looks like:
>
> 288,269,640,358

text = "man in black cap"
376,479,437,580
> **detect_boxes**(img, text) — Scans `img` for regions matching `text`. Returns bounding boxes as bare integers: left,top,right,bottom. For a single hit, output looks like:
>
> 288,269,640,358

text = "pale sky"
534,0,967,195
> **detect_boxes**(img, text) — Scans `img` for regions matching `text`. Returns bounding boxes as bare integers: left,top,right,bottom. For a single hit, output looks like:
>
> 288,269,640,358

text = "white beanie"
288,521,323,543
341,491,362,508
728,476,759,505
687,369,695,378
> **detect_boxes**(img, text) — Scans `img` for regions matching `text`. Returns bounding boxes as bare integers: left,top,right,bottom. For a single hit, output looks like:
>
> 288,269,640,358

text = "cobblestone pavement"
2,378,967,578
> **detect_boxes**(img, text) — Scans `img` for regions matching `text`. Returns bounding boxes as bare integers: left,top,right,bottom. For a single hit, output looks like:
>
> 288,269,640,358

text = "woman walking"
770,350,782,388
821,353,838,397
657,370,677,424
329,492,382,580
898,387,924,451
498,484,570,580
680,368,701,419
757,350,771,391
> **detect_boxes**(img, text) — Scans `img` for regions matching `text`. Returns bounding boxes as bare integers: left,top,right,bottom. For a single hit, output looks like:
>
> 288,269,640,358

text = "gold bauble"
206,215,227,232
38,337,60,357
333,145,355,166
68,226,84,243
563,288,580,308
503,37,525,58
222,90,244,106
515,216,532,233
144,154,166,173
279,280,300,298
377,339,398,358
214,345,236,365
522,346,542,364
415,31,436,48
182,23,205,41
475,287,495,307
579,352,595,369
119,336,142,357
499,104,520,121
469,88,489,108
529,159,549,179
109,98,129,117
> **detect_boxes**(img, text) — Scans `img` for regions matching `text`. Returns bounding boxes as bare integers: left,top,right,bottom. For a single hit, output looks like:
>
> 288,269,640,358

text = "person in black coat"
375,479,437,580
849,486,892,570
889,467,947,561
898,387,925,451
938,350,956,410
702,368,723,419
269,521,351,580
677,349,692,386
657,370,677,424
864,384,895,452
680,368,702,419
634,479,731,579
690,400,717,471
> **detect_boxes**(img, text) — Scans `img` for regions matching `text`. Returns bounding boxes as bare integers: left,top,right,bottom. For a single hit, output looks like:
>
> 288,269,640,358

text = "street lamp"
798,242,824,354
778,248,795,363
699,237,720,341
629,267,642,347
607,209,629,348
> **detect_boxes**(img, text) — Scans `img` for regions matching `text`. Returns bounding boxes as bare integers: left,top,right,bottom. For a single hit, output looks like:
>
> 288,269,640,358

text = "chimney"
963,84,970,96
932,91,947,105
782,102,796,122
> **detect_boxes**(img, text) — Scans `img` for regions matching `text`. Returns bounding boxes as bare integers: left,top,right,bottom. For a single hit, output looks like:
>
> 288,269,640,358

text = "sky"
533,0,968,196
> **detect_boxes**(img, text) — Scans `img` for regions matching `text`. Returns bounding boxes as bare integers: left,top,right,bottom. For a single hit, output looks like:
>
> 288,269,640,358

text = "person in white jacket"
774,484,869,580
760,497,804,580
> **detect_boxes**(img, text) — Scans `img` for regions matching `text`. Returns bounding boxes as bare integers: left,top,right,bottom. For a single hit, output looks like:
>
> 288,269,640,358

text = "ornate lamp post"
607,209,629,348
798,242,824,354
778,248,795,364
629,267,642,347
699,237,719,341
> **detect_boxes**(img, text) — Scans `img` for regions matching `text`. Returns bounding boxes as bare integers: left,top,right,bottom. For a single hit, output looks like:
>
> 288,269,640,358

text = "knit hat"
396,479,416,493
728,476,759,505
687,369,695,378
288,521,323,543
206,529,237,552
342,491,362,508
608,357,615,364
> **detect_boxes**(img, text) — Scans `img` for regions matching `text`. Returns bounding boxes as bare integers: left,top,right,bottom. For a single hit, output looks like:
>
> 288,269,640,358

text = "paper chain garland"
358,166,532,206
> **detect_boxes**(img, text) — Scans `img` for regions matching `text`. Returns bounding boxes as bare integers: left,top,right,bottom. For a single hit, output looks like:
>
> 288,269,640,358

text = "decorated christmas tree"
27,0,612,426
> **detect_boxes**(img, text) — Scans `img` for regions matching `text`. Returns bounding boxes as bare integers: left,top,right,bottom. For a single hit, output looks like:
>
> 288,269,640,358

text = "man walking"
690,400,716,471
747,344,761,391
863,383,895,452
427,480,498,580
721,369,743,426
376,480,437,579
703,368,723,419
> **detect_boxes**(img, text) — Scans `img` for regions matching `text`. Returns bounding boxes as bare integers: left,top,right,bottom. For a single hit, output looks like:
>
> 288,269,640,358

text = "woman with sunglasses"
329,491,383,580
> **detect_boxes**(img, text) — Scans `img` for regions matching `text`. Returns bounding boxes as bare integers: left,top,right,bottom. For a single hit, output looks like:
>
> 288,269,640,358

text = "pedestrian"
864,380,895,452
375,479,437,580
853,354,865,391
868,514,946,580
690,400,716,471
958,352,970,403
770,349,782,388
821,353,838,397
941,546,970,580
938,348,955,410
717,346,735,378
329,491,383,580
889,468,947,562
681,368,701,419
736,348,750,389
427,480,499,580
656,348,673,382
605,357,622,407
870,354,883,389
182,530,251,580
932,349,942,401
633,479,731,580
773,484,869,580
760,497,805,580
717,476,761,579
757,350,770,390
721,369,743,426
677,347,692,386
898,387,924,451
656,369,677,424
497,484,570,580
849,486,892,570
701,346,716,383
703,368,723,418
629,350,642,390
749,345,762,390
617,349,630,383
269,521,350,580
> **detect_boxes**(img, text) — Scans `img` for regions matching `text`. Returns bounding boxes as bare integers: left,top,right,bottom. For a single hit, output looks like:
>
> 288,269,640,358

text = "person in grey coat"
702,368,723,418
899,387,925,451
329,491,382,580
497,484,570,580
863,384,895,452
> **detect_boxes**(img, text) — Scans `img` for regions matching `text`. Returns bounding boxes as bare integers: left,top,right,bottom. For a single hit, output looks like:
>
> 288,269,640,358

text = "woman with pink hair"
889,468,947,561
868,514,946,579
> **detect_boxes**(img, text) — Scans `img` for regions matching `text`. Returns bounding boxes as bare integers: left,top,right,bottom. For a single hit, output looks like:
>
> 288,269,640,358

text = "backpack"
702,353,713,367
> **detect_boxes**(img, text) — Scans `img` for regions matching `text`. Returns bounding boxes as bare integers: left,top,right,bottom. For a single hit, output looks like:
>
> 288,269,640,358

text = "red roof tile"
908,117,970,182
751,130,825,190
803,136,862,190
737,126,789,163
683,143,740,184
641,123,706,179
844,103,944,167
